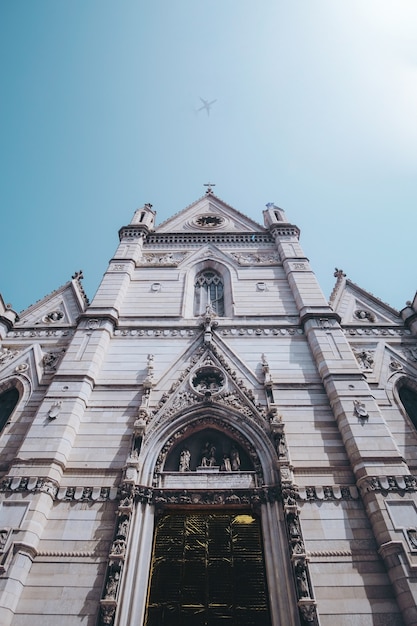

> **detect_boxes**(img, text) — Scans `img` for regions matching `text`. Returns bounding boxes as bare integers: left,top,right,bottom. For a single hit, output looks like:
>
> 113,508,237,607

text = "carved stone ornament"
139,252,188,266
191,366,225,396
353,348,374,371
354,309,375,322
47,401,62,420
43,310,64,323
194,214,224,228
353,400,369,421
389,358,403,371
14,363,28,373
0,347,20,365
230,251,280,265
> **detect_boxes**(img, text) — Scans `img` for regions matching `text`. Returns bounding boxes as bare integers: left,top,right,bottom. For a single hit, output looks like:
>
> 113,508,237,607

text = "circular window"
191,367,225,396
194,214,224,228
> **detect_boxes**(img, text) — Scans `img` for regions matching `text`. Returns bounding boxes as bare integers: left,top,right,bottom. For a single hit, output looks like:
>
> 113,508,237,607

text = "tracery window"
194,271,224,316
0,387,19,432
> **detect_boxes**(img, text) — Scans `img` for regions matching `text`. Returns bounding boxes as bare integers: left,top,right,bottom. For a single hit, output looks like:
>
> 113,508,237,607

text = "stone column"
269,221,417,625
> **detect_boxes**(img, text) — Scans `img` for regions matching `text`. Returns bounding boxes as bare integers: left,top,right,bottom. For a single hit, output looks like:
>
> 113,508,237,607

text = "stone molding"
113,326,304,337
344,327,410,337
145,232,275,245
358,474,417,495
5,475,400,503
0,478,117,502
9,329,75,338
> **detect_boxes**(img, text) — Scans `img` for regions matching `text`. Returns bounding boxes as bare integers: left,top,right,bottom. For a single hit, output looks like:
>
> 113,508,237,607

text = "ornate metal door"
145,511,271,626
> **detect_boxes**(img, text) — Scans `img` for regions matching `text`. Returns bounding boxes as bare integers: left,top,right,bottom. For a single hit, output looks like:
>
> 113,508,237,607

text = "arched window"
194,270,224,316
399,385,417,429
0,387,19,432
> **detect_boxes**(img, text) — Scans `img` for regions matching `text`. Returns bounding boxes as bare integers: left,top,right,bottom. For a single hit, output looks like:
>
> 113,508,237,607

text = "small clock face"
194,214,224,228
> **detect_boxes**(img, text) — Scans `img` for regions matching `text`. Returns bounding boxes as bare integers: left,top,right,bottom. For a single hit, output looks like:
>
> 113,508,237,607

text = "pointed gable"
330,275,402,326
15,273,88,328
155,193,265,233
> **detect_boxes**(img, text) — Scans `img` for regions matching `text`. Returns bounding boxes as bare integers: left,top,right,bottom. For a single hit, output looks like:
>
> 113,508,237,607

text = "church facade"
0,191,417,626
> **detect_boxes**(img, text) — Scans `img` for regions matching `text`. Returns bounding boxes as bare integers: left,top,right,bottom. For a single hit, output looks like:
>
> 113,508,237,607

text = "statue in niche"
230,446,241,471
221,454,232,472
117,517,129,538
104,571,119,599
277,435,287,458
201,442,217,467
179,448,191,472
295,563,310,598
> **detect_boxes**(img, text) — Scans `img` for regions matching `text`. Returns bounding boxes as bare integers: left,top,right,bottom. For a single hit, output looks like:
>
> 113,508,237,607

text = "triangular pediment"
0,343,46,389
155,193,265,234
330,278,401,326
144,333,267,434
15,275,87,328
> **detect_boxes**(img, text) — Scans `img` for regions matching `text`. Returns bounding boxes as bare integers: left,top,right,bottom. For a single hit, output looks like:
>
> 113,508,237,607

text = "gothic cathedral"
1,190,417,626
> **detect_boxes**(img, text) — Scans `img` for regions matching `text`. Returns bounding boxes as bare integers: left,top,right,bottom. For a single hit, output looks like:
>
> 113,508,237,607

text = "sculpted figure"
179,448,191,472
230,446,240,471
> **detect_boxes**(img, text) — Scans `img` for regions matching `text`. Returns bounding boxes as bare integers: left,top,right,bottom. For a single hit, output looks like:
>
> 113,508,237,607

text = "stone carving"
47,401,62,420
104,569,120,599
139,252,187,266
353,349,374,371
354,309,375,322
295,563,310,598
43,310,64,323
42,351,64,371
14,363,28,372
277,434,287,458
298,602,318,623
0,347,20,365
153,417,264,485
221,454,232,472
389,358,403,371
230,446,241,471
305,487,317,500
110,539,126,558
39,480,58,498
191,367,224,395
200,442,217,467
230,252,280,265
353,400,369,421
99,604,116,625
116,517,129,539
179,448,191,472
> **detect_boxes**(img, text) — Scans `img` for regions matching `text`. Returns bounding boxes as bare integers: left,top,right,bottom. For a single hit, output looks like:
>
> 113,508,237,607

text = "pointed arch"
395,376,417,431
182,258,235,318
0,376,29,430
140,403,278,488
194,269,224,316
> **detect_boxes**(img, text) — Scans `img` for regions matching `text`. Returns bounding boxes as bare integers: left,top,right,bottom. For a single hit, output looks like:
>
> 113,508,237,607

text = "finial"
204,182,216,195
334,268,346,278
144,203,153,209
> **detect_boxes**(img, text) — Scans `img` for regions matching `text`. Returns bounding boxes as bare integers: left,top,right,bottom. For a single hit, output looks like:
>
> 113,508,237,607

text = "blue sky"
1,1,416,313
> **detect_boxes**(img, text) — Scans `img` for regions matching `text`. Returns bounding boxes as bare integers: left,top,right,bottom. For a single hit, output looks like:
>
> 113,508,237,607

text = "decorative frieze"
113,326,303,337
137,252,189,266
145,232,275,245
344,327,409,337
229,251,280,265
358,474,417,496
9,329,74,338
0,478,116,501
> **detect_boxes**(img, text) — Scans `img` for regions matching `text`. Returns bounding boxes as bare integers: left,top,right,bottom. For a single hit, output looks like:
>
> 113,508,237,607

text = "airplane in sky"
197,97,217,116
